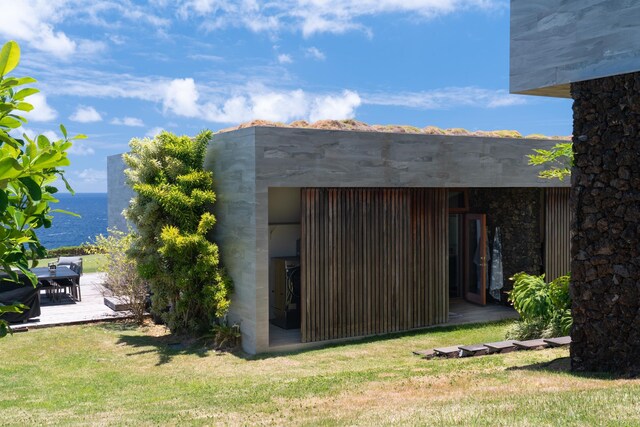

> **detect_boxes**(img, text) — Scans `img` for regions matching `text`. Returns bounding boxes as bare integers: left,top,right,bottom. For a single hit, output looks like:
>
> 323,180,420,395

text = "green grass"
1,321,639,425
37,253,106,273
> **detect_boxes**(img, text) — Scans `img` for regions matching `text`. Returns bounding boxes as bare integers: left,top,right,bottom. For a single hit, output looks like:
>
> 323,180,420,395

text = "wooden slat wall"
300,188,448,343
545,188,571,281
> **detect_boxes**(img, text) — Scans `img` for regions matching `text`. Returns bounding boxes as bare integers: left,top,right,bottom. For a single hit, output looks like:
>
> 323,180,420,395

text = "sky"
1,0,574,193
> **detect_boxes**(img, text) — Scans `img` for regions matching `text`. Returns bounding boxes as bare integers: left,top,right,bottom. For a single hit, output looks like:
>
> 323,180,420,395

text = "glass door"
464,214,487,305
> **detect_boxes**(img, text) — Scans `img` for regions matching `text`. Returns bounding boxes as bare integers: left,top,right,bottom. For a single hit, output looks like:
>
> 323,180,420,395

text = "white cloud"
277,53,293,64
15,127,59,142
163,78,201,117
24,93,58,122
0,1,166,59
68,141,95,156
111,117,145,127
67,168,107,192
188,53,224,62
146,127,164,138
310,90,361,122
161,78,360,124
305,47,326,61
178,0,502,36
75,168,106,182
69,106,102,123
363,87,527,109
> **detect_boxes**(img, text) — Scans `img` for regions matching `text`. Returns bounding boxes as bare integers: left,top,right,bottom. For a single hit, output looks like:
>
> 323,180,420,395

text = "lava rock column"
571,72,640,374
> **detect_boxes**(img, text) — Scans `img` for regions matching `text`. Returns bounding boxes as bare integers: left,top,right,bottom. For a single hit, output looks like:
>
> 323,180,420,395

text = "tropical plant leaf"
0,40,20,77
18,176,42,201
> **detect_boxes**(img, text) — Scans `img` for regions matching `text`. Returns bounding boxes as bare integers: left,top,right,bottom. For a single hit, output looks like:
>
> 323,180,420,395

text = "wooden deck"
11,273,131,330
269,299,519,351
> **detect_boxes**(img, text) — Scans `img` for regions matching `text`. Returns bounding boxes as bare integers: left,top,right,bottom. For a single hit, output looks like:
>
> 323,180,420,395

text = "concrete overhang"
510,0,640,98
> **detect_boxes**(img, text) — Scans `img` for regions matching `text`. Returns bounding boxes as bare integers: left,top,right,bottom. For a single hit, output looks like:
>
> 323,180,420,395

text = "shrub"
211,321,241,350
507,272,572,339
45,244,98,258
90,229,148,324
123,130,232,334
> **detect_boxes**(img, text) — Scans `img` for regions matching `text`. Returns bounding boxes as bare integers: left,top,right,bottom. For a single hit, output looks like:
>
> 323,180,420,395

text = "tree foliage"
0,40,82,337
124,130,232,334
527,142,573,181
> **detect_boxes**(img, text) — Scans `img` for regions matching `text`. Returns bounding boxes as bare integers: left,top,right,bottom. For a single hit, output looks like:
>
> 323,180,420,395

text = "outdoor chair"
56,256,83,301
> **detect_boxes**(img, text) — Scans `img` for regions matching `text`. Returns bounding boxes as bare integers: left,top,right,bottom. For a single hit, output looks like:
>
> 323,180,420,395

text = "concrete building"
108,124,570,354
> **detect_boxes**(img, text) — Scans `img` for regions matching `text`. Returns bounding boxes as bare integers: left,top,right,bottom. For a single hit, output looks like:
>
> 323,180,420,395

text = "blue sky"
1,0,573,193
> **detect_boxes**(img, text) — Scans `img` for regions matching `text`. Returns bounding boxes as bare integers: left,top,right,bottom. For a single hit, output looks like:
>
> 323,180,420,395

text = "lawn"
37,254,106,274
2,321,639,425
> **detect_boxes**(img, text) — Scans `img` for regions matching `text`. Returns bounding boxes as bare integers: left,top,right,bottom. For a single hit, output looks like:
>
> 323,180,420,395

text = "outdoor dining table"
32,266,81,302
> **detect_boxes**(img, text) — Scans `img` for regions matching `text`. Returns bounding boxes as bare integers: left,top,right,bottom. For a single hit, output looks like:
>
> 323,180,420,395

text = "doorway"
448,213,487,305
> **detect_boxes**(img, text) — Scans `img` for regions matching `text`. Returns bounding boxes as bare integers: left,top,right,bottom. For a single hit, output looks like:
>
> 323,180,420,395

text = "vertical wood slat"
545,188,571,281
300,188,448,343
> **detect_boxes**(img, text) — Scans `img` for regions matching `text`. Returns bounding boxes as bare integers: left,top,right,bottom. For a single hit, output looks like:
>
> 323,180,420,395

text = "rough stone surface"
469,188,544,301
571,73,640,375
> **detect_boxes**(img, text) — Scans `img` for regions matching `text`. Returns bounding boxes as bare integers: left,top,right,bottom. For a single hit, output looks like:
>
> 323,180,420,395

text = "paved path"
14,272,130,330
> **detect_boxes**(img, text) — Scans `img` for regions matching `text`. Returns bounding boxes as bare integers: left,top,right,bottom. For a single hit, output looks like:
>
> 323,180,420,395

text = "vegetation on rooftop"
218,118,572,140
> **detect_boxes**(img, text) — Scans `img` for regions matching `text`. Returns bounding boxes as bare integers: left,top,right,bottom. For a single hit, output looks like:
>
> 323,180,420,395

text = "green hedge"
45,244,101,258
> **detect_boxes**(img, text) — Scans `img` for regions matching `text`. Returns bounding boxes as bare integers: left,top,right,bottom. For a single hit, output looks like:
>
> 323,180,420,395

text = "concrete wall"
253,127,566,188
203,128,259,354
510,0,640,97
107,154,135,232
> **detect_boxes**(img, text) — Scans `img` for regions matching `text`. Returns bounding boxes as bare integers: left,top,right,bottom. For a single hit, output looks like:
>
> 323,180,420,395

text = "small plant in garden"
90,229,148,325
124,130,232,334
0,40,81,337
506,272,572,340
210,321,241,350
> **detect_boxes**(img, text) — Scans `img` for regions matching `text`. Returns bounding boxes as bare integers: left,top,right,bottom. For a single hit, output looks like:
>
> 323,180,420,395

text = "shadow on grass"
115,333,213,366
95,321,217,366
507,357,635,380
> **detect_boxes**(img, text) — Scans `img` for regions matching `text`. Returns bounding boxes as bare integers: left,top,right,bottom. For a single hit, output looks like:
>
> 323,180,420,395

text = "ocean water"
38,193,108,249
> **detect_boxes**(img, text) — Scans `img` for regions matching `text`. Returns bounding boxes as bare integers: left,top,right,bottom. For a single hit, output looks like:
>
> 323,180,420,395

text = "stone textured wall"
469,188,544,302
571,73,640,374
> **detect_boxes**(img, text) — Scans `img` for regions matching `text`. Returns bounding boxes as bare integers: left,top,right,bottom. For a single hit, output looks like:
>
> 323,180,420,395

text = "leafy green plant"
527,142,573,180
210,321,241,350
0,40,82,336
124,130,232,334
508,272,572,339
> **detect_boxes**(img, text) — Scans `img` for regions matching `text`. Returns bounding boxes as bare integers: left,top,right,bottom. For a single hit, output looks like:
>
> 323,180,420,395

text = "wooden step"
513,339,549,350
434,345,464,358
412,349,437,359
458,344,489,357
484,340,517,354
104,296,130,311
544,336,571,347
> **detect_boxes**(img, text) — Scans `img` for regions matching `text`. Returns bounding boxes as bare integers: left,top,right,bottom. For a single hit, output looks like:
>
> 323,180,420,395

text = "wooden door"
464,214,487,305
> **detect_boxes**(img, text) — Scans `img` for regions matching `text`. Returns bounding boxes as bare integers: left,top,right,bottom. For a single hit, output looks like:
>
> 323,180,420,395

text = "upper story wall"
510,0,640,98
107,154,135,232
246,127,568,188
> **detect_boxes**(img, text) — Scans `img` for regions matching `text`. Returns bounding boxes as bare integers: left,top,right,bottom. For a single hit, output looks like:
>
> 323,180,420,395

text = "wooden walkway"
12,273,130,330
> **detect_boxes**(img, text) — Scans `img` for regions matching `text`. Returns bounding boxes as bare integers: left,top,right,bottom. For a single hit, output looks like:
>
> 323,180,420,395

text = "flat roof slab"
511,0,640,97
